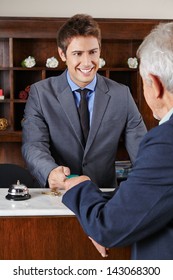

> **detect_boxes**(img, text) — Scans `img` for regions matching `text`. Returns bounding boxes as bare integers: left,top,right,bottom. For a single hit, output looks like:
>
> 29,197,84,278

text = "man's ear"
58,47,66,62
149,74,164,98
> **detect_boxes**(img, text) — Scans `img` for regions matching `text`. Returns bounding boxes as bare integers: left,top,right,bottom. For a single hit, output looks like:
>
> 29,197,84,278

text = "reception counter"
0,188,131,260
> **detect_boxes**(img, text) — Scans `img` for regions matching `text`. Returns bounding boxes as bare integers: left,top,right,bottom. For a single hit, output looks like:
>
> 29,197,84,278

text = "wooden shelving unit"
0,17,169,165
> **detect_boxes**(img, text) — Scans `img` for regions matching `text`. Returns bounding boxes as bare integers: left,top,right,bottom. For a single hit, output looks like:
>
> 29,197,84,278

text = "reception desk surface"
0,188,131,260
0,188,74,217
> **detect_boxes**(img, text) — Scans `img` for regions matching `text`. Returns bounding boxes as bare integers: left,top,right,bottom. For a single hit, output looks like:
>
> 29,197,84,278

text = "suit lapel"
55,72,111,152
85,77,110,154
55,74,84,146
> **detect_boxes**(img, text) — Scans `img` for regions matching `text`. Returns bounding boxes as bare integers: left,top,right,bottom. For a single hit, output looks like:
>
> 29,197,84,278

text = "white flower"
46,57,59,68
21,56,36,68
99,58,106,68
127,57,138,69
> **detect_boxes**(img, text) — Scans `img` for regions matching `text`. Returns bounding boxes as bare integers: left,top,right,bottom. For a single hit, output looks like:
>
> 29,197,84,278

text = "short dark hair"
57,14,101,54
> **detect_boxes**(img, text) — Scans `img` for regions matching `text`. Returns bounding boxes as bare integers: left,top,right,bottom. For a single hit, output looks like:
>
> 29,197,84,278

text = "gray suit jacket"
22,71,146,187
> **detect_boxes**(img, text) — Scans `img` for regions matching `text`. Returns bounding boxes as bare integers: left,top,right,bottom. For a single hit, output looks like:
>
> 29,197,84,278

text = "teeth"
80,69,91,73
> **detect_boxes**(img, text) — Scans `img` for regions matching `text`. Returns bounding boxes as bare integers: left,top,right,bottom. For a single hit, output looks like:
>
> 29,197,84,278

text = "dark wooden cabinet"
0,17,169,165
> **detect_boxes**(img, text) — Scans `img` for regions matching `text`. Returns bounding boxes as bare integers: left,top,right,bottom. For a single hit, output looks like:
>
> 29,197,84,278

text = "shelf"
0,17,165,165
0,66,137,72
0,131,22,142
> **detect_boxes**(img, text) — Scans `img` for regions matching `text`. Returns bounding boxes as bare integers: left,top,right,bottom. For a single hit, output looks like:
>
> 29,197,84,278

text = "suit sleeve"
63,126,173,248
124,88,147,164
22,84,58,187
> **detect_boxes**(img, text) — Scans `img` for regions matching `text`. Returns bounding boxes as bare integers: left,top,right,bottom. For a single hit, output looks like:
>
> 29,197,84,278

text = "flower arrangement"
46,57,59,68
21,56,36,68
99,58,106,68
127,57,138,69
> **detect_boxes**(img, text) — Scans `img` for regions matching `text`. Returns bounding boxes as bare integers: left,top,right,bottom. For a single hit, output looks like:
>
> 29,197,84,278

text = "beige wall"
1,0,173,19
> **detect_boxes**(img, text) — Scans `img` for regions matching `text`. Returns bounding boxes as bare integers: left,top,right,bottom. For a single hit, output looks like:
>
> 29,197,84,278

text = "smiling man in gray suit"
22,14,146,189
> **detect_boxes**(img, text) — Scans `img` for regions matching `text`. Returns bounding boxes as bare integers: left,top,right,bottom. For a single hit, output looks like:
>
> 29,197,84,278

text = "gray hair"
137,22,173,93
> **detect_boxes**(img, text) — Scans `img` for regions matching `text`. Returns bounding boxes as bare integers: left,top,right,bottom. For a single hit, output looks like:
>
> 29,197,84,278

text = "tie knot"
77,88,89,96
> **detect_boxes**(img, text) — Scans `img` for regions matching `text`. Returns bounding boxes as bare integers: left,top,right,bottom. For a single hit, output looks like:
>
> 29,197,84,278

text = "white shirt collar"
159,107,173,125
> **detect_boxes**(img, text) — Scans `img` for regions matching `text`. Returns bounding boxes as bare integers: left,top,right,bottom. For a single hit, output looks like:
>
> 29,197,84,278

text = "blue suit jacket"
22,70,146,188
63,115,173,259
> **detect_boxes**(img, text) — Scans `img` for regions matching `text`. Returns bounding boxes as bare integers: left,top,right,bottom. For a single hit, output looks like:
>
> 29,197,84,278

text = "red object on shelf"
19,90,28,100
18,85,30,100
0,89,4,96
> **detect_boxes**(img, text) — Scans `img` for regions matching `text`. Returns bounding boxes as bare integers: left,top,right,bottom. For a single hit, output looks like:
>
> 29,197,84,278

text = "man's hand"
48,166,70,190
89,237,109,258
64,175,90,190
48,167,90,191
